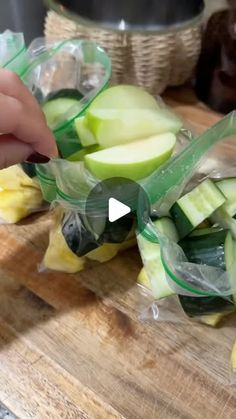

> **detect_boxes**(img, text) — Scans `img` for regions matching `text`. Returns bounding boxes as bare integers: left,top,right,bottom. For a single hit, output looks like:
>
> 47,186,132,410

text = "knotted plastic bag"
21,37,112,158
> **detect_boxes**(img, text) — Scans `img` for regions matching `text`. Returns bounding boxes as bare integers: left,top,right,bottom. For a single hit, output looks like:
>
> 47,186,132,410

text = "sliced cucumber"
137,218,178,299
179,295,235,317
216,178,236,217
210,207,236,239
179,229,231,269
45,88,83,102
224,232,236,304
154,216,179,243
196,219,212,229
179,229,236,316
170,179,226,239
42,97,80,129
225,231,236,271
189,226,222,237
74,116,97,147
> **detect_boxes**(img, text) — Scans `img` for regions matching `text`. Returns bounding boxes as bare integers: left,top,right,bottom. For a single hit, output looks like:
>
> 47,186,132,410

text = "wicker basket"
45,10,202,95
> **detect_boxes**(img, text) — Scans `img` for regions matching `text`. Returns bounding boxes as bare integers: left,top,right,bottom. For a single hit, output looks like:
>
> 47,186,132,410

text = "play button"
108,198,131,222
85,177,150,244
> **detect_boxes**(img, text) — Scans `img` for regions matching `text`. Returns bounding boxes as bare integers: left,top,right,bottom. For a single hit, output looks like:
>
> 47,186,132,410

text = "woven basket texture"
45,10,202,94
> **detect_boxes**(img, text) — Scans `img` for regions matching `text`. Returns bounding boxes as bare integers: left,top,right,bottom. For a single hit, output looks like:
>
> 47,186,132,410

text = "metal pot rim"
45,0,204,35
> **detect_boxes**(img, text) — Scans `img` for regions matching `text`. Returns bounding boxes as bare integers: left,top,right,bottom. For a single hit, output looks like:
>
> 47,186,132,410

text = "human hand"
0,69,57,169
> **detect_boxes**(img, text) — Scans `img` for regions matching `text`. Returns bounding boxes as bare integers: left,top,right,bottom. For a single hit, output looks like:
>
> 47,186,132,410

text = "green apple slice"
88,85,160,111
86,108,182,148
74,116,97,147
84,132,176,181
67,144,101,162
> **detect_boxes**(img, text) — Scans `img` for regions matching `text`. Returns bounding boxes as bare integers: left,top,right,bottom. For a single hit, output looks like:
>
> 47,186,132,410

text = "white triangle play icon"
108,197,131,223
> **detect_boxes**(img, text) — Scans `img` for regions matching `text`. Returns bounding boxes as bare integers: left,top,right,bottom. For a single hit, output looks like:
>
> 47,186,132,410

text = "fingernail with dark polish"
26,153,50,164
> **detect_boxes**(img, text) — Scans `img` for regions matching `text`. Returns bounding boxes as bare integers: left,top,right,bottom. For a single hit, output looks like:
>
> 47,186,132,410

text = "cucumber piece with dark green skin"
81,212,134,244
170,179,226,239
179,229,236,316
61,211,134,257
45,89,84,102
179,295,235,317
179,229,230,269
61,212,99,257
216,178,236,217
101,216,134,244
189,226,222,237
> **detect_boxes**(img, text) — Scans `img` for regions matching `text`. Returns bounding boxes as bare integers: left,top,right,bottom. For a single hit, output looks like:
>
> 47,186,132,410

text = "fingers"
0,92,57,158
0,69,40,109
0,69,58,158
0,134,33,168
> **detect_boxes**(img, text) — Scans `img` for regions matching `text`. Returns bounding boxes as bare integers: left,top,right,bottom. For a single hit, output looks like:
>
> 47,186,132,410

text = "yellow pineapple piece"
137,267,151,290
0,186,42,223
87,238,136,262
231,342,236,372
0,165,35,190
43,211,85,273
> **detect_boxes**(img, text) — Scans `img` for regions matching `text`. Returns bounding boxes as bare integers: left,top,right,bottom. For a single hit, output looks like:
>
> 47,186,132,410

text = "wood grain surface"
0,87,235,419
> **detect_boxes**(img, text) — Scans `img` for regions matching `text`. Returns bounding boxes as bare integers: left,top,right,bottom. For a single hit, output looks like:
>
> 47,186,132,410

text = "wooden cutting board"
0,87,235,419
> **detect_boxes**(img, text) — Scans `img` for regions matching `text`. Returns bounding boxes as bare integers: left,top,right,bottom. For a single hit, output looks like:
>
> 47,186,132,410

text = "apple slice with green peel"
74,116,97,147
84,132,176,181
84,85,182,148
86,108,182,148
67,144,101,162
88,85,160,111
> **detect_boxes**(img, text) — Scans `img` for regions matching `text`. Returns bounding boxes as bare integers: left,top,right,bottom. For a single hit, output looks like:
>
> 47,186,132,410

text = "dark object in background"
195,0,236,114
0,0,46,44
46,0,204,30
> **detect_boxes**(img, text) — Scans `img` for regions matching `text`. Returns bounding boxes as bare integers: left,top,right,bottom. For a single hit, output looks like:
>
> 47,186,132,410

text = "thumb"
0,134,34,169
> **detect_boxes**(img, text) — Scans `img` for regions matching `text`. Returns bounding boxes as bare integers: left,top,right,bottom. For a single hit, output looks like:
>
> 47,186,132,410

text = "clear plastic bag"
20,37,112,158
0,165,44,224
41,205,136,273
40,122,190,273
137,112,236,325
0,30,25,70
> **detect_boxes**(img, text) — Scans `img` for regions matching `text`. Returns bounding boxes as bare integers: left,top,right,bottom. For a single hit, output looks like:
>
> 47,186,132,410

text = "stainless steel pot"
46,0,204,32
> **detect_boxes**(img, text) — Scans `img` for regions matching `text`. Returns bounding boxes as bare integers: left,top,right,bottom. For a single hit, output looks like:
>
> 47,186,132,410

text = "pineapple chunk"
231,342,236,372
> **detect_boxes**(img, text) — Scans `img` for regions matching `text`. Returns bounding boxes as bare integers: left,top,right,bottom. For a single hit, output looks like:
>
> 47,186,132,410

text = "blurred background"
0,0,234,113
0,0,228,43
0,0,46,44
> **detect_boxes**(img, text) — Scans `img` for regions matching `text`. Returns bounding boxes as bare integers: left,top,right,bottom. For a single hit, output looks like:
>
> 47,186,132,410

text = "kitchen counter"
0,86,235,419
